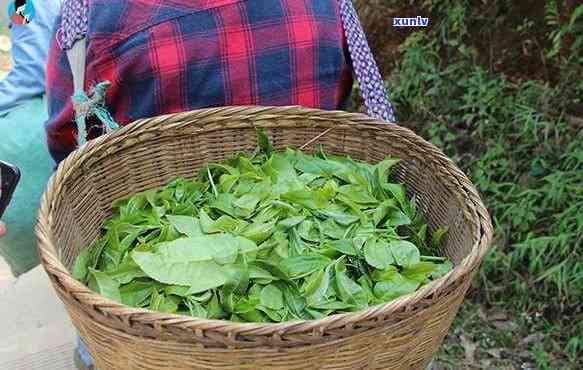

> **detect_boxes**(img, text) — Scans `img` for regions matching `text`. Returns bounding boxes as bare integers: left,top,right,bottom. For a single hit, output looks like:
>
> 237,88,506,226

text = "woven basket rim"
36,105,493,337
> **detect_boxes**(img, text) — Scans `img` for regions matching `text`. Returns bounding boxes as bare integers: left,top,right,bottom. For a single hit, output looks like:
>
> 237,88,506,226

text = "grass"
354,0,583,368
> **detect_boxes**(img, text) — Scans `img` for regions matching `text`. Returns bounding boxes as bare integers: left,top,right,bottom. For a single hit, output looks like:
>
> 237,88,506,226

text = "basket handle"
339,0,397,123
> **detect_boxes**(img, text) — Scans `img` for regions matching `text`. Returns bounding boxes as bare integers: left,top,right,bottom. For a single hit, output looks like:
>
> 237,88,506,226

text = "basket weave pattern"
37,106,492,369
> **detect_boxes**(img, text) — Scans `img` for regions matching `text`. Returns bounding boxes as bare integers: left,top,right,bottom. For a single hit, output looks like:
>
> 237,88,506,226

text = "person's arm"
0,221,6,237
0,0,61,116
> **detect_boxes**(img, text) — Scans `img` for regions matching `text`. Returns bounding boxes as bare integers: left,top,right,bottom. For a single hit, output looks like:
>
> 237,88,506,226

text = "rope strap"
71,81,119,146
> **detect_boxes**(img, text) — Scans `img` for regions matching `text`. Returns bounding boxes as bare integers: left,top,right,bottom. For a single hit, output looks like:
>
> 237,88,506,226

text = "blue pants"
77,338,94,367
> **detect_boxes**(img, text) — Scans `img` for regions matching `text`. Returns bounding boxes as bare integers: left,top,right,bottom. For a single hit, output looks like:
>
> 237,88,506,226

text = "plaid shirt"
45,0,353,164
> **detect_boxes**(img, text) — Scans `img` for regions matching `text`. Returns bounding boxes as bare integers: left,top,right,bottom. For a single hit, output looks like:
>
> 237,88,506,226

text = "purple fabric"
339,0,396,122
57,0,88,51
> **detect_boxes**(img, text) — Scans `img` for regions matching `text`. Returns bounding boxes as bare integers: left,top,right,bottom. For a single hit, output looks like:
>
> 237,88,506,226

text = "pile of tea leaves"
73,130,452,322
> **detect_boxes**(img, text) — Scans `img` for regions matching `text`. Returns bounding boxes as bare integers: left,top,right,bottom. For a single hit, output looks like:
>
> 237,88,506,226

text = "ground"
0,258,76,369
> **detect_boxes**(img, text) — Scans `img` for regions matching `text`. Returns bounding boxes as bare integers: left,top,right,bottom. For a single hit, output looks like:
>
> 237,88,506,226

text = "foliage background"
352,1,582,369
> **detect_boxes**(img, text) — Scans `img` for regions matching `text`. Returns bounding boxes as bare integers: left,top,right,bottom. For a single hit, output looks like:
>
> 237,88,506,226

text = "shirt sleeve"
0,0,62,117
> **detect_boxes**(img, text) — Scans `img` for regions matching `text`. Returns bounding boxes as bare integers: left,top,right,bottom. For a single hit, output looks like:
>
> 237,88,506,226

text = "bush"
353,0,583,367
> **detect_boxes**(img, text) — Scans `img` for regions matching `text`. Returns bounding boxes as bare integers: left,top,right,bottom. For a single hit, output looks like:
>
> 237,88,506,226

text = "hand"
0,221,6,238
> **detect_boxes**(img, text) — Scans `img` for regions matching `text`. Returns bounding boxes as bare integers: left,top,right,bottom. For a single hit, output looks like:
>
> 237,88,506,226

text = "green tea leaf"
310,300,354,310
130,235,256,292
306,308,327,320
166,215,202,237
260,284,284,310
319,209,359,226
402,262,439,283
73,248,91,282
386,208,412,227
357,275,375,303
383,183,407,209
371,265,399,282
233,193,262,213
294,152,344,177
431,260,454,279
256,128,274,156
390,240,421,267
334,257,367,308
278,216,305,229
120,281,154,306
375,159,400,188
207,292,226,319
219,174,239,193
239,309,267,322
432,226,449,249
105,258,146,284
298,173,322,186
326,239,358,256
81,133,451,323
304,264,332,306
373,273,420,301
257,305,285,322
249,263,276,282
234,296,260,314
280,189,328,210
281,284,307,319
210,193,239,217
320,219,346,240
164,285,191,297
297,219,320,242
364,238,395,269
199,209,241,233
185,298,208,318
280,255,332,279
337,185,378,204
88,269,122,302
242,221,276,244
223,263,250,298
149,290,179,313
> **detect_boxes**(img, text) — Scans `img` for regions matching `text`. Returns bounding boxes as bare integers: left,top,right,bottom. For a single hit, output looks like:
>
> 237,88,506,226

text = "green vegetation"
73,131,451,323
354,0,582,368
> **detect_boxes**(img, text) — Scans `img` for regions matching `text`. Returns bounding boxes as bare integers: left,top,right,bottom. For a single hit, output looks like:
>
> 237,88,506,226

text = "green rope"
72,81,119,146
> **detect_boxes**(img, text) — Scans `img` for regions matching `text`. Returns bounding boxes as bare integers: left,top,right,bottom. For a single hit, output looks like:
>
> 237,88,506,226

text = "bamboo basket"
36,106,493,370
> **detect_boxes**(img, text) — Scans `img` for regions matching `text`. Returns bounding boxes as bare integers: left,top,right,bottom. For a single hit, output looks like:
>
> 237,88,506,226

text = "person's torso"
46,0,353,164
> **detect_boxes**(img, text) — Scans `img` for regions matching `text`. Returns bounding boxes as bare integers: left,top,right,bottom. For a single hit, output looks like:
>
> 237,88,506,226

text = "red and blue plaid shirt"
45,0,353,164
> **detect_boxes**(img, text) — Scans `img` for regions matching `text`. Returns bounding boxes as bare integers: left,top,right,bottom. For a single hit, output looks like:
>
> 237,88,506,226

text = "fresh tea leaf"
166,215,202,237
73,248,91,282
88,269,122,303
337,185,378,204
364,238,395,269
280,255,332,279
326,239,359,256
334,257,367,309
120,281,154,306
280,189,329,210
106,258,146,284
373,273,420,301
432,226,449,249
390,240,421,267
260,284,284,310
80,131,452,323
